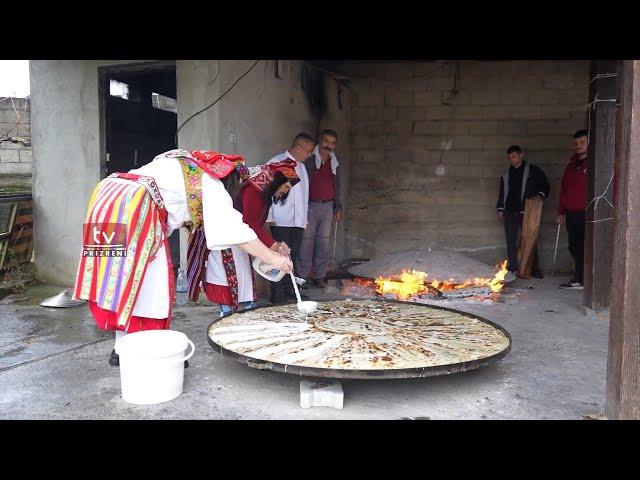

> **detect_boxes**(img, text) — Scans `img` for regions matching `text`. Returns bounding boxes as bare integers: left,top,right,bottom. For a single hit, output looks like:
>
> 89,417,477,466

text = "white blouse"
124,156,257,318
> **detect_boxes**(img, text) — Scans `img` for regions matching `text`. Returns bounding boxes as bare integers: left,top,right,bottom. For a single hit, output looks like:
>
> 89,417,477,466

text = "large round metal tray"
207,298,511,380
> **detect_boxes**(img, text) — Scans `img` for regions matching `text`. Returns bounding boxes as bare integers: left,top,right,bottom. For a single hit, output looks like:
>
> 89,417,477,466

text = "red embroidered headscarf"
190,150,250,180
246,160,300,193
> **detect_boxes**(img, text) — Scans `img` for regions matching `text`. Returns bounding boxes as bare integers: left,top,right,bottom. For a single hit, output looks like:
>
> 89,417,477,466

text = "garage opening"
98,62,179,272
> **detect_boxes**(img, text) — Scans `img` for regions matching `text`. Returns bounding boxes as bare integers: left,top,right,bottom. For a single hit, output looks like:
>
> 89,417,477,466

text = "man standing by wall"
497,145,550,280
298,130,343,289
266,133,315,303
557,129,589,290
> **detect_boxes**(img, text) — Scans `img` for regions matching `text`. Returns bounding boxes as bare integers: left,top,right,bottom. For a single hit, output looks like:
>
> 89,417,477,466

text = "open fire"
363,260,509,301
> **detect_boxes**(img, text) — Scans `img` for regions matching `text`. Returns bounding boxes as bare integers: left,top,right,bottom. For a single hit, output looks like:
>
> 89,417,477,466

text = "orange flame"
375,260,509,298
489,260,509,293
375,270,428,300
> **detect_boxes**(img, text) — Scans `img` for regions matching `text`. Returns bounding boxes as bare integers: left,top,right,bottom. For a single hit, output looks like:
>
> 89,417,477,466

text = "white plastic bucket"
115,330,195,405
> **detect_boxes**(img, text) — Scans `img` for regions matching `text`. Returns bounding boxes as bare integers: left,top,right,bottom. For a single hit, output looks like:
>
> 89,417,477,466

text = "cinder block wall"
320,78,355,264
344,61,589,271
0,97,32,178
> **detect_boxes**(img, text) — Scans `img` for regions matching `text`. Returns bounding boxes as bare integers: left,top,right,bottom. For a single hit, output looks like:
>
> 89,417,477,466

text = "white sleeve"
266,204,274,223
202,173,257,250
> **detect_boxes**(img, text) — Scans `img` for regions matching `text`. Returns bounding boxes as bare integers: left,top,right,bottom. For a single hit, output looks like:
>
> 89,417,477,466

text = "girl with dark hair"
220,169,243,207
203,160,300,316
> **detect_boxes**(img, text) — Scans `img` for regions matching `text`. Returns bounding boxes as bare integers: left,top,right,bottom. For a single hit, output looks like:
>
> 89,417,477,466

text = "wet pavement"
0,278,608,419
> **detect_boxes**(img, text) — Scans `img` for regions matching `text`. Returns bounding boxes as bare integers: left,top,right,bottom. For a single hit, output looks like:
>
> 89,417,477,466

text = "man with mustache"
298,129,343,289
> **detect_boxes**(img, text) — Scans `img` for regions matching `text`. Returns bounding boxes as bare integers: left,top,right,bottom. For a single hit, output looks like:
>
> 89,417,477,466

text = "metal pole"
552,223,561,276
332,221,338,270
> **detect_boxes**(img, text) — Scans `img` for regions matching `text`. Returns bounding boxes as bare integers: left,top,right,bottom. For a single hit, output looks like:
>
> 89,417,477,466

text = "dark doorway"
99,62,180,273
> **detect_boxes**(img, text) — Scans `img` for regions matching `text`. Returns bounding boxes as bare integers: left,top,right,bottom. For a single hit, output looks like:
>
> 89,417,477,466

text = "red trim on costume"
204,282,233,305
89,301,168,333
190,150,245,179
246,160,299,193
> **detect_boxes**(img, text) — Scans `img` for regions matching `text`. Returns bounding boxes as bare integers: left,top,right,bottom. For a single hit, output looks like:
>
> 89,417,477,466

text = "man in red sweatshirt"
557,129,588,289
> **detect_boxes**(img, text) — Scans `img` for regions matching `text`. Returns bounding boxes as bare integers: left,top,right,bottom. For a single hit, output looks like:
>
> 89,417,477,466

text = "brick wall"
0,97,32,177
344,61,589,270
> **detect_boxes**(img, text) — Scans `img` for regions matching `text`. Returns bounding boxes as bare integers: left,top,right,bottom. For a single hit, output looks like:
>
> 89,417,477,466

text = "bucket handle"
180,340,196,363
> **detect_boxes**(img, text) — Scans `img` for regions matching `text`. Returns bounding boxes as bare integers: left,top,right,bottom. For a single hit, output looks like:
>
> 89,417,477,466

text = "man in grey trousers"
297,129,343,288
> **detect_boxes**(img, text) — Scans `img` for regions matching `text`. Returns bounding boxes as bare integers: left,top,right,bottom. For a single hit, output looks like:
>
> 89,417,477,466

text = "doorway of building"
98,62,180,273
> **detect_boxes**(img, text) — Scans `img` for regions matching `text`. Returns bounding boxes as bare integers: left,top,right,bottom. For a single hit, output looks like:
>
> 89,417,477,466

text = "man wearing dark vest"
497,145,550,279
298,129,343,288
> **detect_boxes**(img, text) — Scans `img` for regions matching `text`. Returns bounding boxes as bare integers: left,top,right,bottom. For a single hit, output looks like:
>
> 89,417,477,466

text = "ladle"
288,257,317,316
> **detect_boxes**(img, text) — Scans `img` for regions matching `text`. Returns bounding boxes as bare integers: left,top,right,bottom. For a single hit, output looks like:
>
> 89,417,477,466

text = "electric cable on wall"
584,73,618,224
175,60,261,145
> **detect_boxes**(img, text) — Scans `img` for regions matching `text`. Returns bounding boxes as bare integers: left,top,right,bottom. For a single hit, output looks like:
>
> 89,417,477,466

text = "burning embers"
343,260,509,302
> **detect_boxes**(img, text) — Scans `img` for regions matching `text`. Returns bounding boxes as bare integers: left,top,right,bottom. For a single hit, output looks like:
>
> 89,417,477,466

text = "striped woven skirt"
73,176,170,332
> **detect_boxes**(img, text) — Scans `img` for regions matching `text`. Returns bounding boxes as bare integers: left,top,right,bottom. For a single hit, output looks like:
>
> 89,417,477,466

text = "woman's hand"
270,241,291,256
238,238,292,273
267,252,293,273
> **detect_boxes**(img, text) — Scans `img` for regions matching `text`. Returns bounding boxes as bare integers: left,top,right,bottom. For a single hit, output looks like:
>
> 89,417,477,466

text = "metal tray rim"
207,297,512,380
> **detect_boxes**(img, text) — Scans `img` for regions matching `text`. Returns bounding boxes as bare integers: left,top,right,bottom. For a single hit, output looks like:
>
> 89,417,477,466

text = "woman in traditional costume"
73,149,292,366
201,160,300,317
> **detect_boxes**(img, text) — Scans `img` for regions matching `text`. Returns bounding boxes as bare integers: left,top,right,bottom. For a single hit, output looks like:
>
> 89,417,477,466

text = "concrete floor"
0,277,608,419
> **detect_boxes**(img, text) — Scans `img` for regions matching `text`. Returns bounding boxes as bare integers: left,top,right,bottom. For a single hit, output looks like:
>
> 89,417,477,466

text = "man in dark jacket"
556,129,588,289
297,129,343,288
497,145,551,278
